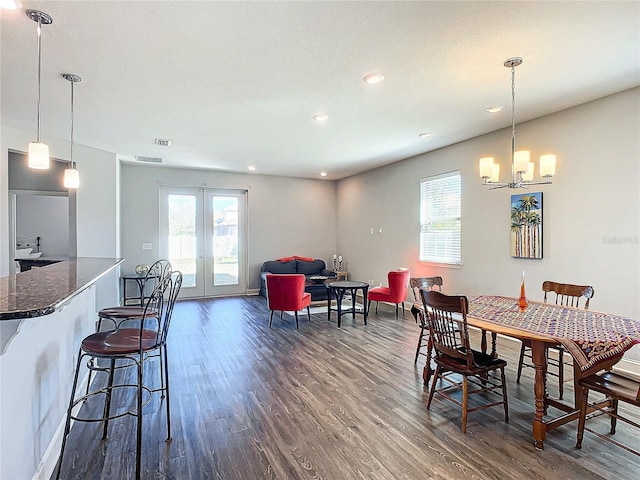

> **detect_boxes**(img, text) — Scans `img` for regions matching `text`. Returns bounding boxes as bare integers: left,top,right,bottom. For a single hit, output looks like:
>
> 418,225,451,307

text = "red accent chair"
368,269,410,319
266,274,312,329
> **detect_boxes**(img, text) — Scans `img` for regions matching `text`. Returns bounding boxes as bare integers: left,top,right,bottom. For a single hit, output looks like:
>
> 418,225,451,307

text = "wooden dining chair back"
576,371,640,456
543,281,594,309
420,290,509,433
410,277,444,364
517,280,595,399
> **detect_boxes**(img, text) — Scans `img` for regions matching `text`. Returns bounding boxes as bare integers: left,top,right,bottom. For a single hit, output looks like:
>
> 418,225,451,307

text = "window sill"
419,261,462,270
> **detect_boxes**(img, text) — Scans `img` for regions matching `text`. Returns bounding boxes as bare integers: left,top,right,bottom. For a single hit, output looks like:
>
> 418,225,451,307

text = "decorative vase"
518,270,528,311
135,264,149,276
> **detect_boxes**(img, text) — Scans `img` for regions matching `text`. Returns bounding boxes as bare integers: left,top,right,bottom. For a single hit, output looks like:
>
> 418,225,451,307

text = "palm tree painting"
510,192,543,258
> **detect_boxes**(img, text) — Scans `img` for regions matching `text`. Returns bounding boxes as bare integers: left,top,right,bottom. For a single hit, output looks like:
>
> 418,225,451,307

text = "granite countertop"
0,257,124,320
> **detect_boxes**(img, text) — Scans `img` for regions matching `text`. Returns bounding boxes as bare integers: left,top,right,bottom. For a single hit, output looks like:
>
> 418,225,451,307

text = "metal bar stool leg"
162,344,172,440
136,357,144,480
102,358,116,439
55,350,84,480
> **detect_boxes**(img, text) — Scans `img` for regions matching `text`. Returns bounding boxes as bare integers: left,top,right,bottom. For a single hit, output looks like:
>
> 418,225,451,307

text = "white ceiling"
1,1,639,180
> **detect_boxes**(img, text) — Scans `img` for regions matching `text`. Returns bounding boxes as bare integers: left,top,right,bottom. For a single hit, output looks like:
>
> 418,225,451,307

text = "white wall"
120,164,337,291
1,124,120,275
15,195,69,256
337,87,640,360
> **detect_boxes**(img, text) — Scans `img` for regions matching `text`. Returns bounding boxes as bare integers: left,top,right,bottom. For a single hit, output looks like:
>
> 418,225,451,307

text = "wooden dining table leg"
422,335,434,384
531,340,548,449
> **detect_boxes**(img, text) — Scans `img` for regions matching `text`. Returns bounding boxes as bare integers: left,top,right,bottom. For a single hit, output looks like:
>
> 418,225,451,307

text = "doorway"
159,187,247,298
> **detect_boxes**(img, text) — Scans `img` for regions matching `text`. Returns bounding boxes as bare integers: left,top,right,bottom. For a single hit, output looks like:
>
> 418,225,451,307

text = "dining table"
423,295,640,450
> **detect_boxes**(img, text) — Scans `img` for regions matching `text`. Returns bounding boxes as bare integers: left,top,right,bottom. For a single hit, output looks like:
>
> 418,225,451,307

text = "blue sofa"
259,257,336,301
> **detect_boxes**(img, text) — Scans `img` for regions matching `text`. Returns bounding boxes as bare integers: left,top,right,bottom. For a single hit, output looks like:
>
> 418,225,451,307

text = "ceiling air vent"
155,138,171,147
135,156,163,163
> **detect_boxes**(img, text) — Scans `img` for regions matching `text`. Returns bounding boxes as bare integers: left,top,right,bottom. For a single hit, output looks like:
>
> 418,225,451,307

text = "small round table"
327,281,369,327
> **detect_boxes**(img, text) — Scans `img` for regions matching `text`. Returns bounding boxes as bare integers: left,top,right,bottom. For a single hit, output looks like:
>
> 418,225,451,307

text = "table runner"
469,295,640,372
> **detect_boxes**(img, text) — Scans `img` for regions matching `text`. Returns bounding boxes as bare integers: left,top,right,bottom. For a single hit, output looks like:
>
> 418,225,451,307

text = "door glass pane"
168,194,197,288
212,196,238,286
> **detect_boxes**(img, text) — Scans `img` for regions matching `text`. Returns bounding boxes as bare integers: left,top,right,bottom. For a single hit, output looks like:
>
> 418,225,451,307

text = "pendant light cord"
70,79,75,167
36,18,42,142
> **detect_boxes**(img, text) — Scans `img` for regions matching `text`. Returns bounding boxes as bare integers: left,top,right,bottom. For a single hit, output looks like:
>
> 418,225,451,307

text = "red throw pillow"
294,256,314,262
276,256,295,262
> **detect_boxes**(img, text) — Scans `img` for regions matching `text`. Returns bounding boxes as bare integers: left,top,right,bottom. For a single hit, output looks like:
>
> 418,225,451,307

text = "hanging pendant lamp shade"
62,74,81,189
26,10,53,169
63,166,80,189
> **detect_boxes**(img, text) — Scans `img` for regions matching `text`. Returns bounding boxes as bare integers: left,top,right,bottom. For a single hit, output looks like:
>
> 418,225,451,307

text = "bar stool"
85,260,172,394
55,270,182,480
98,259,172,330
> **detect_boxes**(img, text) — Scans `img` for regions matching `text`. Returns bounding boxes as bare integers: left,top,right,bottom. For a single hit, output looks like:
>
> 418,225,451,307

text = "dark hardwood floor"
54,295,639,479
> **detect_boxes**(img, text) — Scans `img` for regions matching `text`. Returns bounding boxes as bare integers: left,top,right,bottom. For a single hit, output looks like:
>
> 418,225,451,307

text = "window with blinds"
419,171,461,265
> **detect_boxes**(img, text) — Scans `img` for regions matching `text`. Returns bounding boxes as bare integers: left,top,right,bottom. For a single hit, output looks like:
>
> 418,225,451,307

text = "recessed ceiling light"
363,73,384,85
418,132,432,138
247,165,256,171
313,114,330,121
320,172,327,177
486,106,503,113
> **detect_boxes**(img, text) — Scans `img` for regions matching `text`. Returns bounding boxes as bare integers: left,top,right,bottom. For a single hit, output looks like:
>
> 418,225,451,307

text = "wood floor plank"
52,295,639,479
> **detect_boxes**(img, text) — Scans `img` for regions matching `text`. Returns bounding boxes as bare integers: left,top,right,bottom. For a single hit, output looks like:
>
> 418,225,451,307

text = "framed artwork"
510,192,543,259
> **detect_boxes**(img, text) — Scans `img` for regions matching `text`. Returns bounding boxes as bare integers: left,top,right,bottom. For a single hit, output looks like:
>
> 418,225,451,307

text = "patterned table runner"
469,295,640,372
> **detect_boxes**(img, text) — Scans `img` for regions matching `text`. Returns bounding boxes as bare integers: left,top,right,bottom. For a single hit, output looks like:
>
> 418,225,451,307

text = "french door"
159,187,247,298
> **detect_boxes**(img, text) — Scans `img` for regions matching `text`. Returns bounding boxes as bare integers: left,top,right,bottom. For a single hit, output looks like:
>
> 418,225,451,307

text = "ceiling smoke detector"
155,138,171,147
135,155,163,163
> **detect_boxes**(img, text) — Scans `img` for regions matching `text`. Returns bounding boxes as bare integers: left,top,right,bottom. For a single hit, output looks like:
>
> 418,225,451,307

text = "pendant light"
62,74,81,189
26,9,53,169
479,57,557,189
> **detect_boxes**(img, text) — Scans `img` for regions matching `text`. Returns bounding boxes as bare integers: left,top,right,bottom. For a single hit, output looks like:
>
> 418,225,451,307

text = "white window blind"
420,171,461,265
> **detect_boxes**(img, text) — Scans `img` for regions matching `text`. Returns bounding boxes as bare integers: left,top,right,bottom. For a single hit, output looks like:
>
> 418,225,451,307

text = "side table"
336,271,349,281
122,273,158,306
327,281,368,327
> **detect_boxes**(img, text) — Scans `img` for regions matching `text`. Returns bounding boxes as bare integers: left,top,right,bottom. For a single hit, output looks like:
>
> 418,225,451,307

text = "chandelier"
479,57,556,190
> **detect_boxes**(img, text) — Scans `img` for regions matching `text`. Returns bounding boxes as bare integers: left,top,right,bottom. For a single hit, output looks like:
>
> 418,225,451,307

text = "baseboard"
31,371,89,480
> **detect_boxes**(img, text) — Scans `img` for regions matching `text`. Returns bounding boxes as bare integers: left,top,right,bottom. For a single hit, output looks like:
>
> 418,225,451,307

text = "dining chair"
576,371,640,456
421,290,509,433
266,274,311,329
409,276,443,364
56,270,182,480
517,281,594,399
368,269,411,319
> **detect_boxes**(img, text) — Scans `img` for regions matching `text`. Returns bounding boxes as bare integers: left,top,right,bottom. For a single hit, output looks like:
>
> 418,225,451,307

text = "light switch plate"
141,243,152,250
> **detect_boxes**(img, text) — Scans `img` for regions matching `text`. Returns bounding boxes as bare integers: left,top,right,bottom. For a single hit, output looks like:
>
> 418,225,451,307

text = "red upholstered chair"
266,274,312,329
368,269,410,319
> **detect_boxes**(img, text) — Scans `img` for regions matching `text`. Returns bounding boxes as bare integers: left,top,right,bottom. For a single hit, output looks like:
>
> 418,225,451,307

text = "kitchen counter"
0,256,123,480
0,257,124,320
